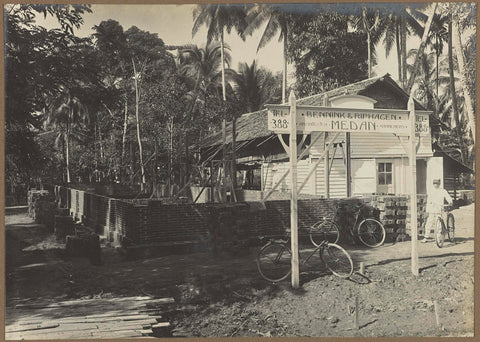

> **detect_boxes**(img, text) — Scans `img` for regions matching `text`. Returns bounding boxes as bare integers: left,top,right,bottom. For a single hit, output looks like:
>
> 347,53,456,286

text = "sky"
33,3,467,86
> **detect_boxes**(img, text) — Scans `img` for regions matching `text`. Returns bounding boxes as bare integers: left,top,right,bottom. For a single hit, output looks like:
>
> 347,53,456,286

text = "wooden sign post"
408,96,419,276
289,91,300,288
265,95,429,285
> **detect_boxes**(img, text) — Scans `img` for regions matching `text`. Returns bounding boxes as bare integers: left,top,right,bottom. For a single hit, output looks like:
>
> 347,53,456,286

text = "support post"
346,132,352,197
289,91,299,289
408,96,419,276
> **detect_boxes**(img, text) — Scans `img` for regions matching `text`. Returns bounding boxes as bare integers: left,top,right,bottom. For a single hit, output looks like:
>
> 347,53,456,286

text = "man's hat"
433,179,441,184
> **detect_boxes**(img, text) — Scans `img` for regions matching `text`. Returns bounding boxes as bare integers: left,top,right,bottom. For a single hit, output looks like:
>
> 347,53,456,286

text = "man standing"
422,178,453,243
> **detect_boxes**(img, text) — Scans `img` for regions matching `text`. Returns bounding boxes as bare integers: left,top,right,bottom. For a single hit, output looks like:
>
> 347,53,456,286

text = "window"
377,162,393,185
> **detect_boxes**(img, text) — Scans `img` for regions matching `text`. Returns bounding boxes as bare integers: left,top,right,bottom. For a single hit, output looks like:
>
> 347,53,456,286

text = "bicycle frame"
277,237,326,268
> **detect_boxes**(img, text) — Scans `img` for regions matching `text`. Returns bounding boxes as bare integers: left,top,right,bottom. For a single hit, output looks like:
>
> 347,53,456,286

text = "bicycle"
256,230,354,283
309,202,386,248
434,205,456,248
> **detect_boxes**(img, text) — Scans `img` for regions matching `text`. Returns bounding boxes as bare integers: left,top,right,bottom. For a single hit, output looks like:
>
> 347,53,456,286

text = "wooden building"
197,74,471,200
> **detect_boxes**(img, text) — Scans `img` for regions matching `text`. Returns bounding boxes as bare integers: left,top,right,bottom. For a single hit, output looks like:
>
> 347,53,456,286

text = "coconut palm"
177,42,229,109
244,4,289,103
232,60,281,113
192,4,247,102
349,6,382,78
405,3,438,95
192,5,248,193
377,5,425,87
451,12,475,142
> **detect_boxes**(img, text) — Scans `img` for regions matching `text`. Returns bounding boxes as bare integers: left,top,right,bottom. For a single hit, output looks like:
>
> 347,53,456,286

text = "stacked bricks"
55,184,431,258
406,194,427,236
27,190,56,232
370,194,427,240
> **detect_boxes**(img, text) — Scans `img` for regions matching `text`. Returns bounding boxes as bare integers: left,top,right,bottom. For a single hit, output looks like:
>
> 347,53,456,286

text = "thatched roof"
197,73,443,150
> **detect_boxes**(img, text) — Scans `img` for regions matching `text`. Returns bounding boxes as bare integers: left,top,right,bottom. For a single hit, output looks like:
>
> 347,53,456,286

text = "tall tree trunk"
220,29,226,102
185,130,189,187
121,98,128,165
132,58,146,191
396,20,402,83
367,30,372,78
98,123,104,162
66,109,72,183
168,117,174,197
65,133,71,183
448,19,459,129
400,14,408,89
435,35,439,102
406,3,438,95
363,7,372,78
282,31,287,103
231,118,237,190
220,28,228,202
452,17,475,142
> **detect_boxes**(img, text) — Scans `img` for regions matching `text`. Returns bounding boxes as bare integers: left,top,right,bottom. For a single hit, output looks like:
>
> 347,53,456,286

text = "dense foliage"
4,3,476,202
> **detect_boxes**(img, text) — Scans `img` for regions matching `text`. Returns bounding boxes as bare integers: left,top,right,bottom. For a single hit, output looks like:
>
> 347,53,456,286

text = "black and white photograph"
4,2,476,338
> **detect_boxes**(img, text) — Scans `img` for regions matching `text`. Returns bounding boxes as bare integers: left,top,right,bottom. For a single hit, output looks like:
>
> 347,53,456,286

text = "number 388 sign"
271,118,289,130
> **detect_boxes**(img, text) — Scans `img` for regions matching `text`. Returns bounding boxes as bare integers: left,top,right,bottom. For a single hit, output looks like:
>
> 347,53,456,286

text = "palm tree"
192,4,247,102
452,13,475,142
244,4,289,103
232,60,281,113
177,42,227,109
192,5,247,194
377,5,425,87
425,14,448,101
349,6,382,78
405,3,438,95
44,87,88,183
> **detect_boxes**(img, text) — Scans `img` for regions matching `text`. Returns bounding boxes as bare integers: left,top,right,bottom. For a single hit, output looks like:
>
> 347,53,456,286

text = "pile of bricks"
370,194,427,240
27,190,56,232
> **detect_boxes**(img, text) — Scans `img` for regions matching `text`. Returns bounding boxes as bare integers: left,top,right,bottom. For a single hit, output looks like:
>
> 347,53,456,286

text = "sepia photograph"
4,2,476,339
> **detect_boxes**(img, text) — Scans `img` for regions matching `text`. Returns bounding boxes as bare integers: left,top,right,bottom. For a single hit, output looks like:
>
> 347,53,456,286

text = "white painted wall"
262,95,433,198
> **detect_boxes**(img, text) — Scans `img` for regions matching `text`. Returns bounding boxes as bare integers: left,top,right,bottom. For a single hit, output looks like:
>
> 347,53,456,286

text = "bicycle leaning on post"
256,229,354,283
309,203,386,248
434,205,456,248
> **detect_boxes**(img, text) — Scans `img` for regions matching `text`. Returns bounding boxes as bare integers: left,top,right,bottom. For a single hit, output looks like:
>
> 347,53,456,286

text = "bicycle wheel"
435,218,446,248
320,243,353,278
310,220,340,246
256,242,291,282
447,213,455,243
357,219,386,248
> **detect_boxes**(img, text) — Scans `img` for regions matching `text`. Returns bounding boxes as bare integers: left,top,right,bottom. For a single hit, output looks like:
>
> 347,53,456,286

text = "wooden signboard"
267,104,431,136
266,94,422,288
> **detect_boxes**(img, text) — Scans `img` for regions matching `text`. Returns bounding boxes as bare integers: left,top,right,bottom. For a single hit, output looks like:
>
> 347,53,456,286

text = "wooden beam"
297,132,340,194
408,96,419,276
262,132,324,201
289,91,300,289
277,133,290,156
346,132,352,197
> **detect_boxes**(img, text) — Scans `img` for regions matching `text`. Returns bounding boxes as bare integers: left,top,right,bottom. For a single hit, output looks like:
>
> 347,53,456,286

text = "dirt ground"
4,204,475,337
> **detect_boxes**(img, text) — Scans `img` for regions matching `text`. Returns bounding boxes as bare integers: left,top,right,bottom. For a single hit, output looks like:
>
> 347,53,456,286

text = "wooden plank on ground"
10,320,159,336
6,327,151,340
6,323,60,333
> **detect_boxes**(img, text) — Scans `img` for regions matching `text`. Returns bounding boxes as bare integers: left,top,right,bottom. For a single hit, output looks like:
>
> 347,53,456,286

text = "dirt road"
5,203,475,337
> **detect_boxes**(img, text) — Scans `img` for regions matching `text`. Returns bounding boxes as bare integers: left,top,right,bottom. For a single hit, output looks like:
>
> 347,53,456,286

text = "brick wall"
56,185,427,255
